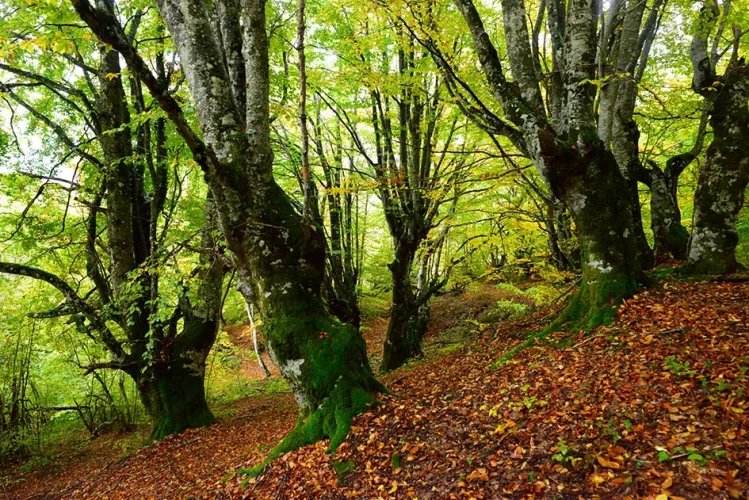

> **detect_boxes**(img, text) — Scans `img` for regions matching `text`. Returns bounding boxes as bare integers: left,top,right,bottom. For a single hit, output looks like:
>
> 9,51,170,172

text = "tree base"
544,272,639,335
149,408,215,442
241,376,386,478
138,368,216,442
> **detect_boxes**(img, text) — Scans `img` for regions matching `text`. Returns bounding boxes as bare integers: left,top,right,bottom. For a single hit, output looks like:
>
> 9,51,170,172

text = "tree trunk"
547,143,642,329
624,175,654,270
686,59,749,273
547,199,579,271
231,184,384,464
381,242,425,371
137,357,215,441
649,168,689,261
71,0,384,462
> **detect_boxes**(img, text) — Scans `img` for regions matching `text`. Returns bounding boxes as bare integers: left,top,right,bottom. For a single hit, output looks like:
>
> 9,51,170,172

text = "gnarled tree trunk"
452,0,646,330
546,142,641,328
71,0,384,461
686,9,749,274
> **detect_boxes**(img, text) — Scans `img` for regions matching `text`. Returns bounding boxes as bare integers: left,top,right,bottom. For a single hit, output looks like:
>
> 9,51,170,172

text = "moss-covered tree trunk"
381,241,426,372
137,357,215,441
686,21,749,274
686,109,749,274
231,184,383,458
649,168,689,260
547,143,642,329
75,0,382,460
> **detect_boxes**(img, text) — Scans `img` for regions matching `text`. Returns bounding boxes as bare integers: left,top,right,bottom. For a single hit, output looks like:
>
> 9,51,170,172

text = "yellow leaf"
388,480,398,494
662,477,673,489
597,456,620,469
590,474,605,485
105,73,120,80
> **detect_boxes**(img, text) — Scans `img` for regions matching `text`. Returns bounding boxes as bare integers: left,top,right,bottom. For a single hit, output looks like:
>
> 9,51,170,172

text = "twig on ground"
655,327,685,335
176,437,201,448
572,333,603,349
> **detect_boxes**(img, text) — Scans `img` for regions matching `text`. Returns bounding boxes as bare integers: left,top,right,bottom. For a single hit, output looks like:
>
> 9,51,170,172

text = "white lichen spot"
568,192,587,213
182,349,205,375
588,257,614,274
283,358,305,378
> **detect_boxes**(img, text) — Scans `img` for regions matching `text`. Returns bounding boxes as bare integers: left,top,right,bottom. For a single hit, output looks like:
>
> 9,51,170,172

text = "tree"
0,5,228,438
321,27,474,369
685,1,749,274
440,0,659,328
634,105,709,261
69,0,384,458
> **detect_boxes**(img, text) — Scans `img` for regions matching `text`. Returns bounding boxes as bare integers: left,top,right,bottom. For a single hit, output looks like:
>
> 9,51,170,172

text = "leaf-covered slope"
231,280,749,499
4,280,748,499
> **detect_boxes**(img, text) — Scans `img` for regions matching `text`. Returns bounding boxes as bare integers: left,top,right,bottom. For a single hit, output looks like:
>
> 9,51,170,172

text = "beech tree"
432,0,667,327
685,0,749,274
321,31,475,370
69,0,384,456
634,105,709,261
0,10,226,439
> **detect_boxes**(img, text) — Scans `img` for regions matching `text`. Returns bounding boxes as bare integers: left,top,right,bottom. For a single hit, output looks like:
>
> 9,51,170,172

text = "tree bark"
381,241,426,371
137,354,215,440
645,167,689,261
545,142,641,328
453,0,643,330
686,75,749,273
70,0,384,459
686,9,749,274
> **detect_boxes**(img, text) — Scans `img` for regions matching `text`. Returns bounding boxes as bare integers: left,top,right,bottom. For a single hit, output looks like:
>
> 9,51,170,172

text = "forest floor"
2,277,749,499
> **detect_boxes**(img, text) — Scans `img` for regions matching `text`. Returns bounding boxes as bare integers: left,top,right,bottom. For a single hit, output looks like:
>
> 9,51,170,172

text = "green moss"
543,271,637,335
332,459,356,483
140,368,216,442
239,378,382,478
236,274,385,480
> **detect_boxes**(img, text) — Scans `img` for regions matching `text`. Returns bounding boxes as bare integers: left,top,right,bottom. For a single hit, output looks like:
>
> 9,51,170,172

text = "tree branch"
0,262,126,361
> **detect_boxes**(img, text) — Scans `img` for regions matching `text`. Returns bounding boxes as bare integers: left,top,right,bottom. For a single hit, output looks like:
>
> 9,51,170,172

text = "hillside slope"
4,280,748,499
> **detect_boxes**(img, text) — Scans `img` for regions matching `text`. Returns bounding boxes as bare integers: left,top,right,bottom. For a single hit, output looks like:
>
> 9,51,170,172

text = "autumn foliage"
6,278,748,499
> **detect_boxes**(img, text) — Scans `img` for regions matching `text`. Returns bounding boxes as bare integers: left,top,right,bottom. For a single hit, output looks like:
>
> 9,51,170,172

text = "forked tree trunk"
452,0,644,332
686,15,749,274
686,77,749,273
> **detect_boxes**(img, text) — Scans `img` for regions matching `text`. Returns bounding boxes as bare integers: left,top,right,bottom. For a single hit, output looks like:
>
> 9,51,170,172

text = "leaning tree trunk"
547,143,642,329
381,241,425,372
229,182,384,465
73,0,383,462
